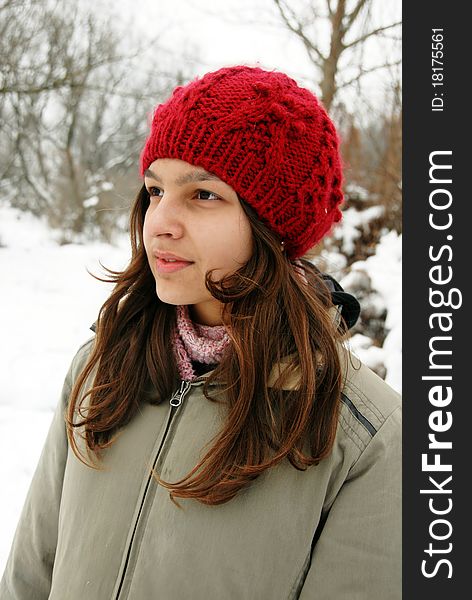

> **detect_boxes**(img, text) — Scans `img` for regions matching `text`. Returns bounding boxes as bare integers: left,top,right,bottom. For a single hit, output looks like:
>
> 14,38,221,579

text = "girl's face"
143,158,253,326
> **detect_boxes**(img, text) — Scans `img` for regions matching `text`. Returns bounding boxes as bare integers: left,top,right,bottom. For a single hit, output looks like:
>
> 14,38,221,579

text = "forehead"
144,159,223,186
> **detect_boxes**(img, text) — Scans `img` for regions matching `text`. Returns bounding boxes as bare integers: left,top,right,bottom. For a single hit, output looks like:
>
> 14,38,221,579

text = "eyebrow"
144,167,223,186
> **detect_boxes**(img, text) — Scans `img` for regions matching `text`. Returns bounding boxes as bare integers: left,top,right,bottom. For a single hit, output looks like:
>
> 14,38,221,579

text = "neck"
188,304,225,327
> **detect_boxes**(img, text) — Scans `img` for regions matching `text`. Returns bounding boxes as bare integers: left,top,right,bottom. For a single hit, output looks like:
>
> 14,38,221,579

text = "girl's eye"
147,186,163,198
196,190,220,201
146,187,220,202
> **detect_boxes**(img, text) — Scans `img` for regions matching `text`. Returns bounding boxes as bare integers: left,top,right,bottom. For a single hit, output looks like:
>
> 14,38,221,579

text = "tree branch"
344,0,369,30
343,20,402,49
272,0,326,64
337,58,401,90
326,0,334,18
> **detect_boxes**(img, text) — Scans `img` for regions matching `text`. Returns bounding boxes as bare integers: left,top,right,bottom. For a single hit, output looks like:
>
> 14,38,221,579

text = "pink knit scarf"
170,260,308,382
171,304,231,381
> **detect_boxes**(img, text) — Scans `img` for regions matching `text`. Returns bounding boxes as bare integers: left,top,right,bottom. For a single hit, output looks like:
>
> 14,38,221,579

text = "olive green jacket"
1,336,401,599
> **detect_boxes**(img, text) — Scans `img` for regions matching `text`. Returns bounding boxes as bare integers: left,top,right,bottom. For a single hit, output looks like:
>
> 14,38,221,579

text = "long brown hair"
66,184,346,506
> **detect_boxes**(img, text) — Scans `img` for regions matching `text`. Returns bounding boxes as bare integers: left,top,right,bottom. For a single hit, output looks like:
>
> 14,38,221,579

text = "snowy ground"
0,206,129,572
0,205,401,573
342,230,402,393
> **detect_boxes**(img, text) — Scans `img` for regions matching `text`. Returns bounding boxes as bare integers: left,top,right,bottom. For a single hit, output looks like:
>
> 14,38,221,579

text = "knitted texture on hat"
171,304,231,381
140,65,344,260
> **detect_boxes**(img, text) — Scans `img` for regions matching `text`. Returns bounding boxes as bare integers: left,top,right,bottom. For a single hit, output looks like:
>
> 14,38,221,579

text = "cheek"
142,212,149,236
228,219,253,259
142,216,152,251
240,222,254,258
207,227,252,269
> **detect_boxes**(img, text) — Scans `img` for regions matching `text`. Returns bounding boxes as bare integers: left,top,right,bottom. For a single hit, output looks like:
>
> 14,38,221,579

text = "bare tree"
271,0,401,111
0,0,149,97
0,0,189,241
365,76,402,232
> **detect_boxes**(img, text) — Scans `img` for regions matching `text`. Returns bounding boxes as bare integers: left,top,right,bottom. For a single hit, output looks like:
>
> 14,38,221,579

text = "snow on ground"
0,205,402,573
0,206,129,572
332,205,385,255
345,230,402,393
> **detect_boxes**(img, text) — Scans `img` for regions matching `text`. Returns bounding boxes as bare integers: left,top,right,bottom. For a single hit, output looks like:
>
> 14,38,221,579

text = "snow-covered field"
0,206,129,573
0,205,401,573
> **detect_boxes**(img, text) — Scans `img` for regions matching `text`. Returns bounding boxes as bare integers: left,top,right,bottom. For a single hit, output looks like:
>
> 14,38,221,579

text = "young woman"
1,65,401,599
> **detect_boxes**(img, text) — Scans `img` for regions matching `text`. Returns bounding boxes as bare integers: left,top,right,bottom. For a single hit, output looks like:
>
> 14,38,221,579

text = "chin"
155,286,190,306
155,290,179,305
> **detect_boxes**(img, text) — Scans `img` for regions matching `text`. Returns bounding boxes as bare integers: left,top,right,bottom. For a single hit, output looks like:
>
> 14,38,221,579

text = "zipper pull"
170,380,191,407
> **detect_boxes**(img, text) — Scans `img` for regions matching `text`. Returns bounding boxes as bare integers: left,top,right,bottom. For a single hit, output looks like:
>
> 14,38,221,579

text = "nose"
144,192,185,239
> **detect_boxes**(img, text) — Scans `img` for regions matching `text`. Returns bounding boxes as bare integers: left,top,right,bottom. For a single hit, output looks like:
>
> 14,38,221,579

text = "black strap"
322,273,361,330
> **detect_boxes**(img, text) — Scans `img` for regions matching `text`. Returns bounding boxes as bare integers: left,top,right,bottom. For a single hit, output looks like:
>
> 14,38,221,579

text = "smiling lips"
153,250,195,274
155,258,194,274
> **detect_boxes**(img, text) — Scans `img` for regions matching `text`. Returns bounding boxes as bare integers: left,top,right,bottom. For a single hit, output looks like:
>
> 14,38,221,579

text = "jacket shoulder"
337,347,402,456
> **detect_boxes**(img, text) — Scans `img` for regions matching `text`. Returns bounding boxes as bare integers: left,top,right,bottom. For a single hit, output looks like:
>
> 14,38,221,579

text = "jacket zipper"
114,379,194,599
170,379,192,407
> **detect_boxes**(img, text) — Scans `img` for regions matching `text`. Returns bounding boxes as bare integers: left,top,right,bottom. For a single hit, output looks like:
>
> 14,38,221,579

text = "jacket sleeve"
297,406,402,600
0,343,90,599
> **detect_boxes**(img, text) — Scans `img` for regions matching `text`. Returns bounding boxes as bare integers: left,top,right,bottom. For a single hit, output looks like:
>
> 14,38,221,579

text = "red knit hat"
140,65,344,259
